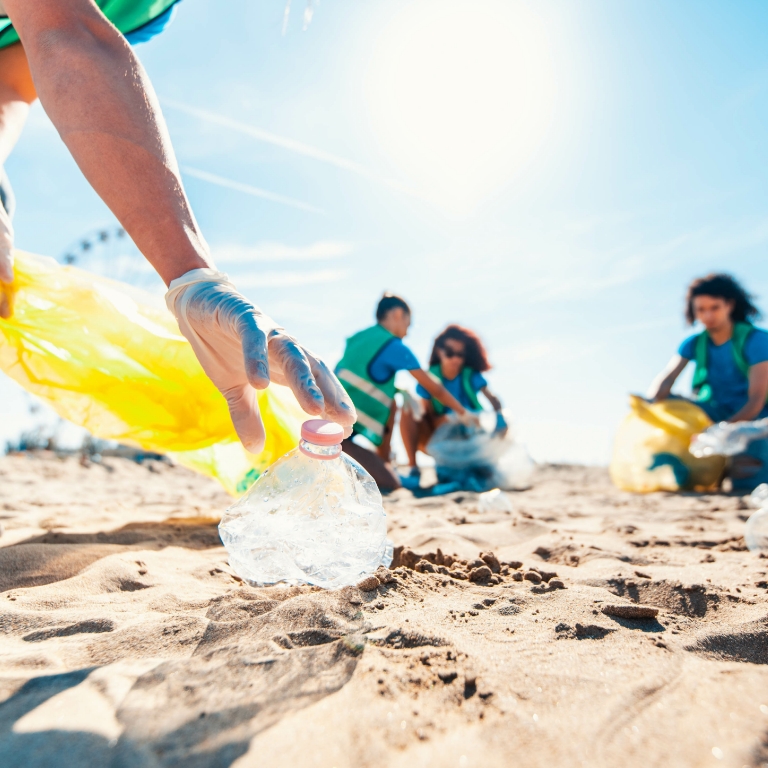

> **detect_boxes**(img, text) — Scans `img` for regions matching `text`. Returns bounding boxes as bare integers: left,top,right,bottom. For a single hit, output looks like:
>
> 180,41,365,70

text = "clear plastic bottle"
219,419,391,588
690,418,768,458
746,483,768,553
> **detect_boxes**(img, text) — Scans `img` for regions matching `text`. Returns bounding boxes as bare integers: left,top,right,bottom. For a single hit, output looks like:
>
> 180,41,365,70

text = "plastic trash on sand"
690,418,768,458
219,420,392,588
426,412,534,492
0,251,304,495
477,488,513,514
609,395,725,493
745,483,768,553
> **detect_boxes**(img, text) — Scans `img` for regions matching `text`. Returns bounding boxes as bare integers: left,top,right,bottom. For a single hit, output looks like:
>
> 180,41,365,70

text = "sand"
0,452,767,767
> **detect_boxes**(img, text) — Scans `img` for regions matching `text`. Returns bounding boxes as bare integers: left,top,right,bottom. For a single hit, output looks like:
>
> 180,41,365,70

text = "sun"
365,0,557,215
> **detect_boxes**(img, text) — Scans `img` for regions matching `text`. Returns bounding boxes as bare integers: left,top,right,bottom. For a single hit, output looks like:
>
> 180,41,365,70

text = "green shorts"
0,0,180,51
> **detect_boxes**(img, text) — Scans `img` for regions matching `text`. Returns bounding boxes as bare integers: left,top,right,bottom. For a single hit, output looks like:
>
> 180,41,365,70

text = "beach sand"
0,452,767,767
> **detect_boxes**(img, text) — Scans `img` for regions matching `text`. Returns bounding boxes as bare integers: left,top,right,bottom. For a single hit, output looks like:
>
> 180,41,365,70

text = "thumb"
223,385,266,454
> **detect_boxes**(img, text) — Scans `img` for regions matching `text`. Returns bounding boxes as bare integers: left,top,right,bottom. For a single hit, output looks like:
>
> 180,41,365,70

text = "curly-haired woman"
648,273,768,490
400,324,507,479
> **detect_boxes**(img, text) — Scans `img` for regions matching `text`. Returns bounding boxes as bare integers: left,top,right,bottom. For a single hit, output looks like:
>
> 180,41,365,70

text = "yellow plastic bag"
609,395,726,493
0,251,304,495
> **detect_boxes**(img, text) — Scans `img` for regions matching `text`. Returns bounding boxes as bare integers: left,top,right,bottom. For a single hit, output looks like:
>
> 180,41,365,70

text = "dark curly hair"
429,325,491,372
685,273,760,325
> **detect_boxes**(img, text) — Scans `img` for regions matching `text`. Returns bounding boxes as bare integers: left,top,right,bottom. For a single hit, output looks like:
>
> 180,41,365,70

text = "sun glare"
365,0,557,215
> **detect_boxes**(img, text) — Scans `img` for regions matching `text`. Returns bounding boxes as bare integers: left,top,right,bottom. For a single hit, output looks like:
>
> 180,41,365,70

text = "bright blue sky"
4,0,768,463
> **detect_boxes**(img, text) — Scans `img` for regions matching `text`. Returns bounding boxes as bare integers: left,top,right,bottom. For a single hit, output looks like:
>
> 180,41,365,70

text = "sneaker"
399,466,421,491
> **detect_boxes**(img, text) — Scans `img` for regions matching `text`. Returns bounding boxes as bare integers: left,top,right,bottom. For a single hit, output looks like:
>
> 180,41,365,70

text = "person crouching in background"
648,273,768,491
336,294,472,492
400,324,507,486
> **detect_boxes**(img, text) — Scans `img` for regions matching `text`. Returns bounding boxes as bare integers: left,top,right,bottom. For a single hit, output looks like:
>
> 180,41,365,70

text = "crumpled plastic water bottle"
219,419,392,588
690,418,768,458
746,483,768,553
477,488,513,514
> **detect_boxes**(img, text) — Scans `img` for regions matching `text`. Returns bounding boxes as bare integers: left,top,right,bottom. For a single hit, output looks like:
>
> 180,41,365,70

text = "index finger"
305,351,357,431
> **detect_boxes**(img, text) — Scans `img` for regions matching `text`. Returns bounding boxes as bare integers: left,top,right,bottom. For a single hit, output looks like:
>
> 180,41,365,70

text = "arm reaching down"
2,0,355,446
409,368,469,419
648,355,689,402
481,386,508,436
728,361,768,423
0,42,37,317
4,0,212,285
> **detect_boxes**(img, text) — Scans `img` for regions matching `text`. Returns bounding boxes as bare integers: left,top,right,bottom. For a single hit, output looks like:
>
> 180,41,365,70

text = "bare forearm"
412,371,466,415
5,1,212,284
727,400,764,423
649,356,689,402
484,389,502,412
0,44,37,165
650,376,675,402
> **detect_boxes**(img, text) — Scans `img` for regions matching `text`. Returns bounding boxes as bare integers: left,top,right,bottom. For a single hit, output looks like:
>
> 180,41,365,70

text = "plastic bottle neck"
299,438,342,460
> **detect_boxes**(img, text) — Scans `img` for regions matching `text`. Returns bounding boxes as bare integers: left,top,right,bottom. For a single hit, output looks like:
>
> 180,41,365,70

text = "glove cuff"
165,268,233,314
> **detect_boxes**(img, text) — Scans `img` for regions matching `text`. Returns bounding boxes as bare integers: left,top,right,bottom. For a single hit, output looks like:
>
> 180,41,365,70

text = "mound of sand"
1,453,767,767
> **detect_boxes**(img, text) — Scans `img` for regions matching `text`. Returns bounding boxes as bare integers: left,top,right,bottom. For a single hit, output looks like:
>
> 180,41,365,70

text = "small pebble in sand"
480,551,501,573
469,565,493,583
524,571,542,584
449,570,468,580
601,604,659,619
357,576,381,592
376,567,395,584
512,572,524,582
549,579,566,590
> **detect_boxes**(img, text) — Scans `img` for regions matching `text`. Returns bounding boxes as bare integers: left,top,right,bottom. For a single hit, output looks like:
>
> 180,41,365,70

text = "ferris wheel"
59,225,164,293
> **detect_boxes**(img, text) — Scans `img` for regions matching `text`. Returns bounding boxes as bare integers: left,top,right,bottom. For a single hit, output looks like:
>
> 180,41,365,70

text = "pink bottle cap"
301,419,344,446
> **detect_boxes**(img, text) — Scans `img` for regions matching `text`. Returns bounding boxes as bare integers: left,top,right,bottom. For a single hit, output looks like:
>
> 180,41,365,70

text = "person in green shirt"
336,294,472,492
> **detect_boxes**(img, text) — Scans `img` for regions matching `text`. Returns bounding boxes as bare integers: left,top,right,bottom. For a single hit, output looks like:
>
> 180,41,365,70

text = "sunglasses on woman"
442,347,465,359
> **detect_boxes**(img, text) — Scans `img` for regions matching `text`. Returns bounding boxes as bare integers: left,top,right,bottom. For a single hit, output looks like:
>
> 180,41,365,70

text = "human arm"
727,361,768,423
0,43,35,164
409,369,468,417
3,1,355,449
0,42,37,316
5,0,211,284
648,355,689,402
480,386,508,435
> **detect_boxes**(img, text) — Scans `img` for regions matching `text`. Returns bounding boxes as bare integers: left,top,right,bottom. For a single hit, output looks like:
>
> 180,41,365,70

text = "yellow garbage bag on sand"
610,395,726,493
0,251,304,495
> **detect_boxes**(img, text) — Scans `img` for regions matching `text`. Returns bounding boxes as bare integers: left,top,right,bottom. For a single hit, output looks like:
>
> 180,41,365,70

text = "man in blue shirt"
336,294,470,491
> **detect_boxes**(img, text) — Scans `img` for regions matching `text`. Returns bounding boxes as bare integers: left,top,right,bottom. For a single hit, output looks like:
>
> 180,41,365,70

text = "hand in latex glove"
0,201,13,320
166,269,356,453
